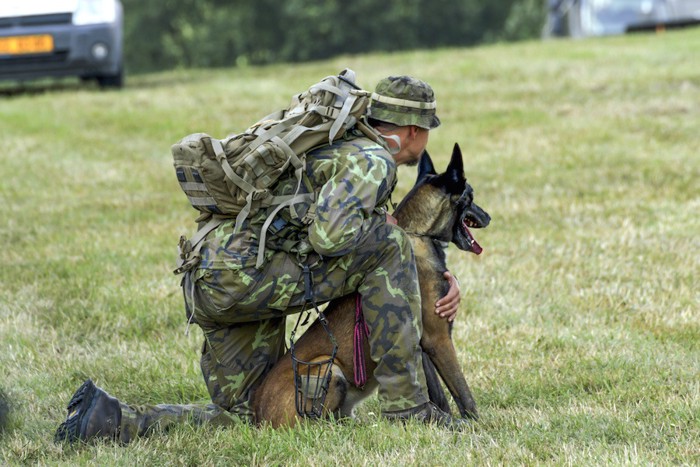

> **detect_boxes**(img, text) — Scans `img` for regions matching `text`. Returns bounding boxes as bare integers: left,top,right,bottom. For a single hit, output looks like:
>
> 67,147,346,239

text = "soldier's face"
394,126,429,167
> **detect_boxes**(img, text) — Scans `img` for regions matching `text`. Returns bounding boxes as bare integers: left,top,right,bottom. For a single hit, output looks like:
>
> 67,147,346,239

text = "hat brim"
427,115,441,130
370,106,441,130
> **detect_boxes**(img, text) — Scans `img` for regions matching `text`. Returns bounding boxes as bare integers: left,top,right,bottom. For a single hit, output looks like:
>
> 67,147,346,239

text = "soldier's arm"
308,148,395,257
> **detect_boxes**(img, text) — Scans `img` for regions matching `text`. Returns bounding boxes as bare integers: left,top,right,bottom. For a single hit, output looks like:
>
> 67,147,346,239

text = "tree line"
121,0,545,73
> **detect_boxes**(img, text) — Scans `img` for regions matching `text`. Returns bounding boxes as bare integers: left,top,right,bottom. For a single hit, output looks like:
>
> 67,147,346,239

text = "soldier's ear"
417,150,436,184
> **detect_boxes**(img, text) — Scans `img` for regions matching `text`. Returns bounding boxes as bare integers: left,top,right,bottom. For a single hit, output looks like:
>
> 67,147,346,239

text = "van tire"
97,68,124,89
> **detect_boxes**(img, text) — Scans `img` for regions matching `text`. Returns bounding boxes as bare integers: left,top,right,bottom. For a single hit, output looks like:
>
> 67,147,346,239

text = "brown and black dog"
252,144,490,427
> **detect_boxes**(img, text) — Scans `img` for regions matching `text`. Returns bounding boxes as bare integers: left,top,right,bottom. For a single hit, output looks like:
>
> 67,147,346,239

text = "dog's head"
406,143,490,254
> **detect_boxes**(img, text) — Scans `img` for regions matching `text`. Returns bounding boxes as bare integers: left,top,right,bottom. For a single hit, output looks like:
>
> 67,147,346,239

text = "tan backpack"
173,69,384,272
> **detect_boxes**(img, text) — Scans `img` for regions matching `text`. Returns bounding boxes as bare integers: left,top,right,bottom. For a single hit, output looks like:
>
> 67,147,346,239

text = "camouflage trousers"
116,217,428,438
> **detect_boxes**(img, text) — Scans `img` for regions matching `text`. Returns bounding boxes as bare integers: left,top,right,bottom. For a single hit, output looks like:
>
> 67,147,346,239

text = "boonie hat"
370,76,440,130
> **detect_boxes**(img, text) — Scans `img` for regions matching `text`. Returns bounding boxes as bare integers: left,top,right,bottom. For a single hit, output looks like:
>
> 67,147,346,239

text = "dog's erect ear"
442,143,466,193
417,150,437,184
447,143,465,182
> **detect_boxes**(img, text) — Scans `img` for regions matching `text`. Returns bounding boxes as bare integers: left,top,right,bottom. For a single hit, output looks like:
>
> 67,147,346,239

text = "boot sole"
54,379,97,444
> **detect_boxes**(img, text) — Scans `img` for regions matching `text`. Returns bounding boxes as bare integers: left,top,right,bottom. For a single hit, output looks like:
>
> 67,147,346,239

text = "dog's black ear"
417,150,437,184
443,143,466,191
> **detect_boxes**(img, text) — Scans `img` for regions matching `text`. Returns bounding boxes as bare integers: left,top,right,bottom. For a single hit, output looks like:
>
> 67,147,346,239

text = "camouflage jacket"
194,135,397,278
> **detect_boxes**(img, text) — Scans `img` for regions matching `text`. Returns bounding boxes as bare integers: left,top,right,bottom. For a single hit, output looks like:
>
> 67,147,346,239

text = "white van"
544,0,700,38
0,0,123,88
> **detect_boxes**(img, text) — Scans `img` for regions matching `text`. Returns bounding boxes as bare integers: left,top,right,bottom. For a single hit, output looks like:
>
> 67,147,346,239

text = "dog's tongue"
463,220,483,255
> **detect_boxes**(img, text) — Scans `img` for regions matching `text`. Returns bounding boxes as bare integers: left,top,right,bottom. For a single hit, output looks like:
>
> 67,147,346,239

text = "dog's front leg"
421,317,479,420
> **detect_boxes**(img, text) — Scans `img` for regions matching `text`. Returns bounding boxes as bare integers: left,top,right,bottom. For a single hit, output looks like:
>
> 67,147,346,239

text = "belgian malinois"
252,143,490,427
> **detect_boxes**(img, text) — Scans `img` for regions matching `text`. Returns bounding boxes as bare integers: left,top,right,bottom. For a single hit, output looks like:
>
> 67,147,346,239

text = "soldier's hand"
436,271,460,322
385,213,398,225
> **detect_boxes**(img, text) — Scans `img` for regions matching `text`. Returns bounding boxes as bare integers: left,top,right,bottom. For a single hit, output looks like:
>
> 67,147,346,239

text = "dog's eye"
458,188,472,204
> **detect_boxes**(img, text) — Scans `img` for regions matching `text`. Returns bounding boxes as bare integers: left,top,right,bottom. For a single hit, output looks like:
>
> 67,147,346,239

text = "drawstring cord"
184,273,196,336
353,294,370,387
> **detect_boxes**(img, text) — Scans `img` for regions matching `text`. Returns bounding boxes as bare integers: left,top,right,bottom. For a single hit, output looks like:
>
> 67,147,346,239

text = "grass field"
1,27,698,465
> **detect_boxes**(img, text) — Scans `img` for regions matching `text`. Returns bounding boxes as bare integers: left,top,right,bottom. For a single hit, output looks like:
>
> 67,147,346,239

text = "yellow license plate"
0,35,54,55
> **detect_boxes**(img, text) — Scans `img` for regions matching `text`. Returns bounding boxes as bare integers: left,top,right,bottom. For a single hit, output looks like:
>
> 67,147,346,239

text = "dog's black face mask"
417,144,491,254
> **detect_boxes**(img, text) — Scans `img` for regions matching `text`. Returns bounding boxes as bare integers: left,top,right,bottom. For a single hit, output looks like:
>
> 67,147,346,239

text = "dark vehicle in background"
544,0,700,37
0,0,123,88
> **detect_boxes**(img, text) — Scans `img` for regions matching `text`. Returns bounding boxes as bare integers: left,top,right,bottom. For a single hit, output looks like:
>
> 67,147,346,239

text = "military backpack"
172,69,384,273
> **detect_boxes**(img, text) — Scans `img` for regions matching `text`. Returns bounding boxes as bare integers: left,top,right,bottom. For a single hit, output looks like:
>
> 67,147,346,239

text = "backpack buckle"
174,236,199,275
178,235,193,258
250,188,271,201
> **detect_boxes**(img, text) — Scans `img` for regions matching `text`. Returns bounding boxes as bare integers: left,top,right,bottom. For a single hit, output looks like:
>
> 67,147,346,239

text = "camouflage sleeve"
308,143,396,257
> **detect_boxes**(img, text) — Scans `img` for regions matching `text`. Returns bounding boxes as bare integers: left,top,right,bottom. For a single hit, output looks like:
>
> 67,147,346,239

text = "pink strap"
353,293,370,387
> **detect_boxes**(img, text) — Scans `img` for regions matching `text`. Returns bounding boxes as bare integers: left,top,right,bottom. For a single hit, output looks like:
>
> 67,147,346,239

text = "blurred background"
119,0,547,73
2,0,699,89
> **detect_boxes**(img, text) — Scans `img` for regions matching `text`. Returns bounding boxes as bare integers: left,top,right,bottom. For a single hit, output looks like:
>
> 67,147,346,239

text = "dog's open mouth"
453,201,489,255
462,219,483,255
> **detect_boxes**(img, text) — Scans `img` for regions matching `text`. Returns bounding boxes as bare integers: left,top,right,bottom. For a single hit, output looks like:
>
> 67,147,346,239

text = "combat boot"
54,379,122,444
382,401,469,430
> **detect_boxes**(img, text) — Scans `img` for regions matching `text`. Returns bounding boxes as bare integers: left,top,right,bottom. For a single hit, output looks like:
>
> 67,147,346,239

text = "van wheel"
97,68,124,89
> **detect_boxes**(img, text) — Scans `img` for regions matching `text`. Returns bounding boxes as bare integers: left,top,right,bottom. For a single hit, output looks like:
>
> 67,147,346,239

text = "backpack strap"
329,91,359,144
354,118,386,147
210,137,262,233
247,113,305,152
308,78,363,145
174,216,225,275
255,192,315,269
211,138,256,194
212,130,309,233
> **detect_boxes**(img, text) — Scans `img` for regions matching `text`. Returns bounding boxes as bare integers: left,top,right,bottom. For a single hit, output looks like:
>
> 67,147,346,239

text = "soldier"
55,75,465,444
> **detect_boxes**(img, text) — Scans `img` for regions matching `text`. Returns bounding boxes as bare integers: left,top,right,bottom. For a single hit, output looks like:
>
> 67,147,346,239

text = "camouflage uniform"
112,76,443,439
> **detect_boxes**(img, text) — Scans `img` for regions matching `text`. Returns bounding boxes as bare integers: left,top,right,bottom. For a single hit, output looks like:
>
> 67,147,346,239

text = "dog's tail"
422,352,450,413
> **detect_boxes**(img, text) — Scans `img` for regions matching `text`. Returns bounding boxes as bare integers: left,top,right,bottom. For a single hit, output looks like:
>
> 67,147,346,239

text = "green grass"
1,29,698,465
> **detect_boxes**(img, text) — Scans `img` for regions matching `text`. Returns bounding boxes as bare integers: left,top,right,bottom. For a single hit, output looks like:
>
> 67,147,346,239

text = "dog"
251,143,490,427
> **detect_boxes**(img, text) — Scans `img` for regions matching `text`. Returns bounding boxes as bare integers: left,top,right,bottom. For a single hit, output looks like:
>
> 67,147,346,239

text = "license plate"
0,35,54,55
